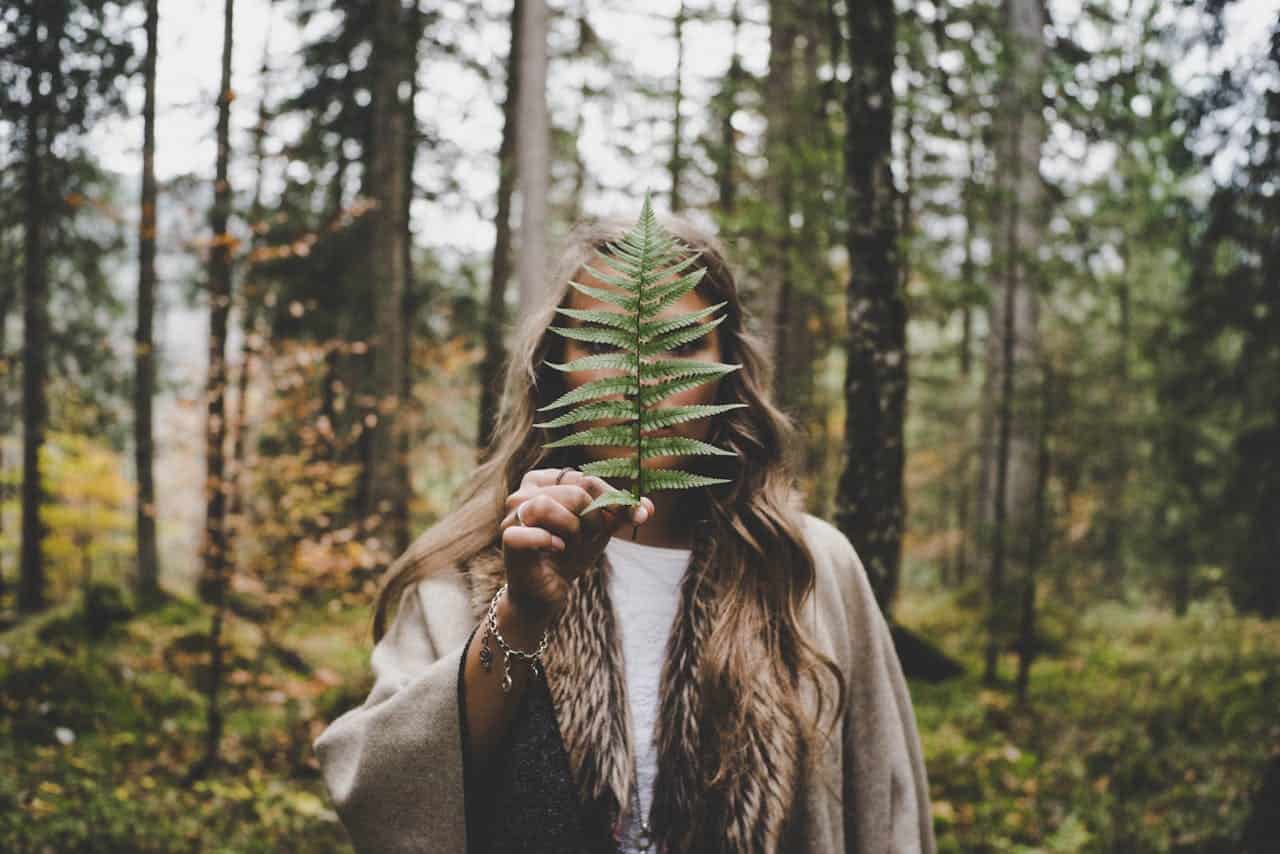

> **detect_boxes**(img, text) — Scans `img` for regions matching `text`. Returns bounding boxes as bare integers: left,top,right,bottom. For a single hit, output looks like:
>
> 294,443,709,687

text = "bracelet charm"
483,583,551,694
479,629,493,671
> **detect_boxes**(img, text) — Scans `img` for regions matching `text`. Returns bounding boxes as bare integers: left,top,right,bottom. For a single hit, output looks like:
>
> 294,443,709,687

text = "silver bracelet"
479,583,551,693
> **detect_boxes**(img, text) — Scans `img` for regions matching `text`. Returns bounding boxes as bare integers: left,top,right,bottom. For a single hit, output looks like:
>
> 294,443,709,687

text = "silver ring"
516,500,531,526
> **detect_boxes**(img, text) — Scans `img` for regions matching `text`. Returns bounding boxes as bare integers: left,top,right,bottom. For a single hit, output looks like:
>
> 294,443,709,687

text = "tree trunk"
228,3,274,571
19,1,58,615
669,1,687,213
516,0,549,312
195,0,236,777
397,2,422,556
478,0,523,453
134,0,162,606
364,0,412,559
1016,364,1053,703
1100,255,1131,598
715,1,743,215
834,0,905,613
766,0,796,401
796,6,839,512
952,139,979,585
982,0,1045,686
0,260,10,598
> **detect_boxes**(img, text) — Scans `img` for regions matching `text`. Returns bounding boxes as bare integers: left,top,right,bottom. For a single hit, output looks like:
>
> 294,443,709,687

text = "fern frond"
639,436,737,458
545,353,635,373
533,399,636,429
638,268,705,317
546,325,634,350
544,424,638,449
638,359,742,382
639,403,747,431
639,372,725,408
578,458,641,479
538,376,638,412
640,315,726,356
541,189,743,521
553,306,635,332
640,301,727,341
639,469,732,491
567,281,638,313
581,489,641,516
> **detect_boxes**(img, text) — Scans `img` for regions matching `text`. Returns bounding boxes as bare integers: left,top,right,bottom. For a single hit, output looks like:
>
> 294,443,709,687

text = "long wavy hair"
372,212,846,815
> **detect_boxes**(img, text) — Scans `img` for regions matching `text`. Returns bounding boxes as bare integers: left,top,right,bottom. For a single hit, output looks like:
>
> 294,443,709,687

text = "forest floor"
2,583,1277,852
901,587,1280,852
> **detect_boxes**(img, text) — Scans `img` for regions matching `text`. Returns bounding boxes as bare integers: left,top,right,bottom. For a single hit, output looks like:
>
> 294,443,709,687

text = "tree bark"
0,249,11,597
364,0,412,559
982,0,1045,685
478,0,523,453
669,1,687,213
952,138,979,584
134,0,162,606
228,2,274,572
1100,250,1131,598
19,0,59,615
516,0,549,312
1016,364,1053,703
766,0,797,400
196,0,236,776
834,0,906,613
397,1,422,556
715,1,743,215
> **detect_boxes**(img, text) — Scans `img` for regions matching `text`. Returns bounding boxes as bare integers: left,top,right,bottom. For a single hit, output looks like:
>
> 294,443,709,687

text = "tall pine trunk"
834,0,906,613
0,268,10,598
478,0,523,453
669,1,687,213
982,0,1045,685
228,3,274,569
397,2,422,557
19,0,58,615
516,0,549,312
134,0,161,606
715,1,743,215
951,139,979,585
766,0,796,399
1016,363,1054,703
364,0,412,558
194,0,236,778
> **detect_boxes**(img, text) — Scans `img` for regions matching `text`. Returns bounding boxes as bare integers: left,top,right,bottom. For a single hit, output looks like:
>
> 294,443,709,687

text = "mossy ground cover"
3,585,1276,851
902,589,1280,852
1,592,372,852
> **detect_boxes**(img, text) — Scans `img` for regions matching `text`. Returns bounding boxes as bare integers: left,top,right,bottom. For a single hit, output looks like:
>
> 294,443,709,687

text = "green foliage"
535,191,746,515
0,591,365,852
1151,18,1280,617
902,591,1280,851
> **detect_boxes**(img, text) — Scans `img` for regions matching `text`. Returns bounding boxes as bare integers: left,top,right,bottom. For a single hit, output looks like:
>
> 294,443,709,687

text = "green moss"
906,589,1280,851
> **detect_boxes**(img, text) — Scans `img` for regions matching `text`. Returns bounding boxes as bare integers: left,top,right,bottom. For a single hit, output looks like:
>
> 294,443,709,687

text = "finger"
602,496,653,534
519,467,586,492
576,478,652,536
502,522,566,554
505,471,587,515
505,493,584,538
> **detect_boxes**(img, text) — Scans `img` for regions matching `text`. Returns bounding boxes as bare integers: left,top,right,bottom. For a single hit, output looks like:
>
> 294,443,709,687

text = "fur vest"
463,523,801,853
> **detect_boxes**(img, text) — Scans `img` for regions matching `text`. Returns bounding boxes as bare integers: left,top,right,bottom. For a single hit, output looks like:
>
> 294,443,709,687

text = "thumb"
604,496,653,534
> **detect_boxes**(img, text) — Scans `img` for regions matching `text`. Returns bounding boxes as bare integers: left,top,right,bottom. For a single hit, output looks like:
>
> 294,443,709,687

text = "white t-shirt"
603,535,693,853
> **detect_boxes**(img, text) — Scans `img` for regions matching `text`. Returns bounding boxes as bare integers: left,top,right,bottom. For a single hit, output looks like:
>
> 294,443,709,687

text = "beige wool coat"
314,512,938,853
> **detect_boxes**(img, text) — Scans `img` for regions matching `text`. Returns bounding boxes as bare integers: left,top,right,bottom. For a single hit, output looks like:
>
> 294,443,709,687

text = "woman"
314,214,937,853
